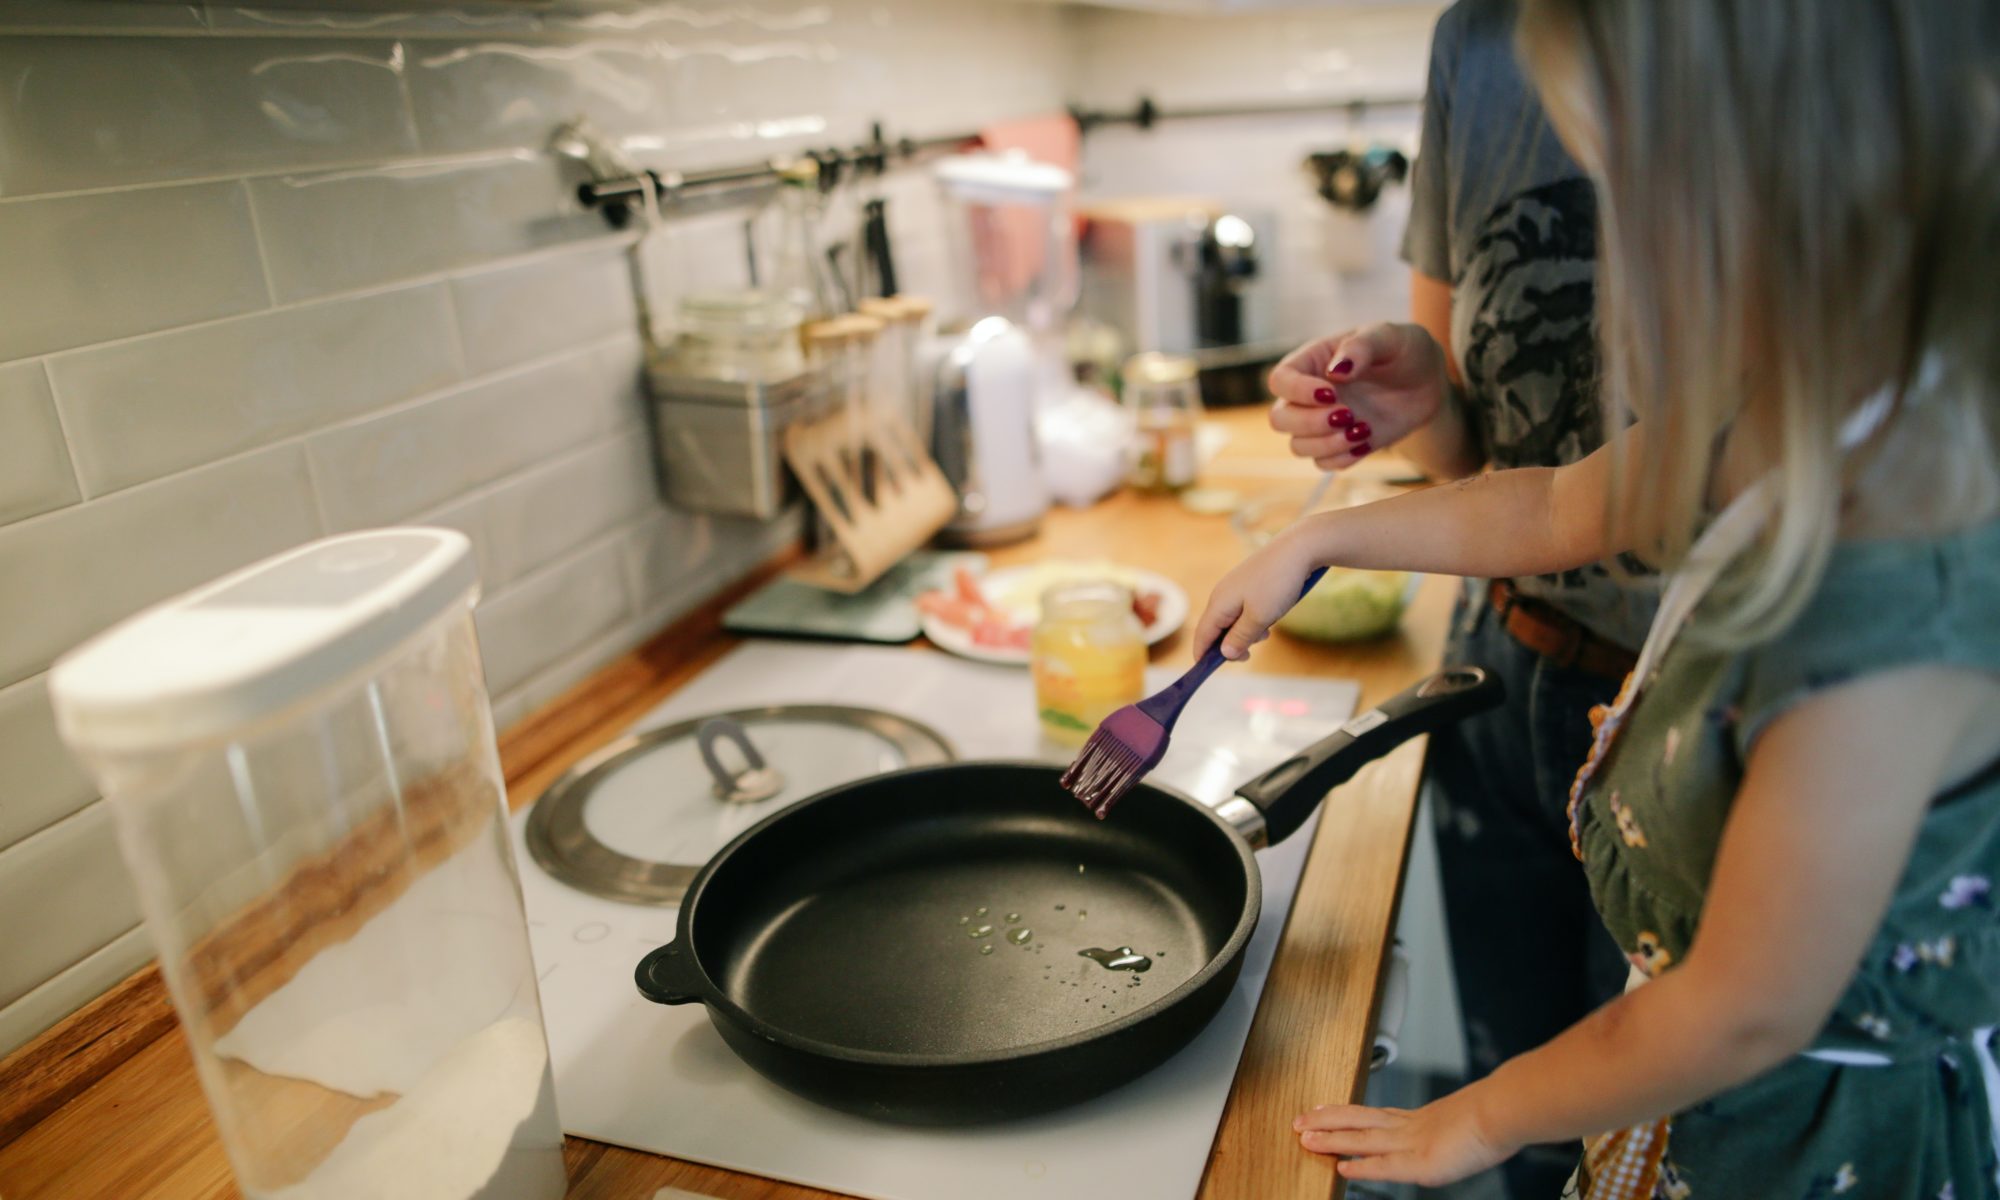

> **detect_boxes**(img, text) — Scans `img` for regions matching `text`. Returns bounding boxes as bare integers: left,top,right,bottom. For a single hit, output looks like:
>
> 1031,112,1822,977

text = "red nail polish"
1344,421,1372,443
1313,386,1335,404
1351,443,1372,458
1327,407,1354,429
1332,358,1354,377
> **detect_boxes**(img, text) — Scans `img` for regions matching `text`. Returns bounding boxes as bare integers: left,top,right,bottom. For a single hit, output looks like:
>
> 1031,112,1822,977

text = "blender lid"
50,529,478,754
525,704,954,905
934,152,1072,203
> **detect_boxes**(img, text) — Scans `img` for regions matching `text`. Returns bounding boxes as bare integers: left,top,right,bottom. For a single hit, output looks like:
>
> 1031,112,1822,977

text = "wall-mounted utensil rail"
571,90,1424,229
1068,90,1422,134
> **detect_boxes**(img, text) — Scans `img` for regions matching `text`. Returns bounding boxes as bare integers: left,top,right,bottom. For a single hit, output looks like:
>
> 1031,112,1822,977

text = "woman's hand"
1294,1091,1515,1187
1191,526,1322,661
1266,323,1453,470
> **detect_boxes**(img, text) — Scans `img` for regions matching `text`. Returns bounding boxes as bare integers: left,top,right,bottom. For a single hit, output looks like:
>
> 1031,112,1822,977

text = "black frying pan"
636,667,1501,1123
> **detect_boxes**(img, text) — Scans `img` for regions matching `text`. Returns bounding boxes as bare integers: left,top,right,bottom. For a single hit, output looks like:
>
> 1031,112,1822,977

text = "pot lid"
525,704,954,905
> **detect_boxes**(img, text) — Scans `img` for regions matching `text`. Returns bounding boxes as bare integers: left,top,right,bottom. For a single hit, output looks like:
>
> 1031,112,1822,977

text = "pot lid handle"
697,717,786,804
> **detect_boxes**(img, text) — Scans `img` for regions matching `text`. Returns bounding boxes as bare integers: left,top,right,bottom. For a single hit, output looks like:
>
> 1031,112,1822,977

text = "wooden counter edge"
1198,572,1451,1200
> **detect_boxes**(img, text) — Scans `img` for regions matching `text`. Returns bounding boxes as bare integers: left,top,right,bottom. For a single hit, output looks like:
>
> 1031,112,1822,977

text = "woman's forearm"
1401,272,1487,482
1396,380,1487,482
1285,460,1610,581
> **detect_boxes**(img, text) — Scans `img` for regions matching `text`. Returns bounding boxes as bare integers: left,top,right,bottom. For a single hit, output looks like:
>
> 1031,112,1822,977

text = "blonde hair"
1518,0,2000,645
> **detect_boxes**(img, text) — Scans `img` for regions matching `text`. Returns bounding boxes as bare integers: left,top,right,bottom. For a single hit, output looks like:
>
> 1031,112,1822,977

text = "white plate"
919,563,1190,667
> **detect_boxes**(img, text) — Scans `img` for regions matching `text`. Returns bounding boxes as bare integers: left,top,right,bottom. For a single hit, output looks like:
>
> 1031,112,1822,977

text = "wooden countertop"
0,406,1450,1200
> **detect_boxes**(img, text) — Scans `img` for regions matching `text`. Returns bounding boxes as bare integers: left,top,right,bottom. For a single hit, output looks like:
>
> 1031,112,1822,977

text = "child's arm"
1192,430,1623,660
1296,665,2000,1187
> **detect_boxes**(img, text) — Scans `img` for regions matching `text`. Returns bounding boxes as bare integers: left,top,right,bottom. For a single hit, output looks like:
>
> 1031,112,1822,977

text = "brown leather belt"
1487,580,1638,682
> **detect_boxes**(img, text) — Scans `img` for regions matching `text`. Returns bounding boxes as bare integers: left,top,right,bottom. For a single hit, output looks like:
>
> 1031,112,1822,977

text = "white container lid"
933,152,1071,205
51,528,479,755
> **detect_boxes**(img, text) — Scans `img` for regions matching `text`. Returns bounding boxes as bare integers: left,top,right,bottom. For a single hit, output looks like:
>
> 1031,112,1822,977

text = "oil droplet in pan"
957,915,969,925
1078,947,1152,973
980,945,995,956
1007,927,1033,946
968,925,994,939
975,906,989,917
1005,912,1021,923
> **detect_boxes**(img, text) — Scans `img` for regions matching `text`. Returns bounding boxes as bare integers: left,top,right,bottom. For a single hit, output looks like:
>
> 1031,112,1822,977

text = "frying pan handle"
635,941,706,1006
1233,667,1504,846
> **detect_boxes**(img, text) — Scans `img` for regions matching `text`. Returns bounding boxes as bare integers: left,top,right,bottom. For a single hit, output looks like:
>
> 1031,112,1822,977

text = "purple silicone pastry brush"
1061,567,1326,818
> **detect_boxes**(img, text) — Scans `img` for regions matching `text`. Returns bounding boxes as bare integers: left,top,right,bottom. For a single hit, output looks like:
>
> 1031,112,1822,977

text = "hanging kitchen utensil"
635,667,1502,1123
862,197,898,298
1304,145,1410,213
527,704,954,905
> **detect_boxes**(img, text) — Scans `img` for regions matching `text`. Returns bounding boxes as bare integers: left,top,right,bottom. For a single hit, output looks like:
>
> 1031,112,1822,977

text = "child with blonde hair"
1196,1,2000,1192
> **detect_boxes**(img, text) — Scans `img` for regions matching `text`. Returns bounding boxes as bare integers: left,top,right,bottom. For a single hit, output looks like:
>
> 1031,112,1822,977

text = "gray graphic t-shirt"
1401,0,1656,650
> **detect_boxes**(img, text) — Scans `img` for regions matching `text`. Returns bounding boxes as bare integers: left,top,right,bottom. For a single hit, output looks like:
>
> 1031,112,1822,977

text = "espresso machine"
1076,198,1283,407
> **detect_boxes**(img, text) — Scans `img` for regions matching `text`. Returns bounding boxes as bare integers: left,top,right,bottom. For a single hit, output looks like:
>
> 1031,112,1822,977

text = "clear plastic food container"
49,529,565,1200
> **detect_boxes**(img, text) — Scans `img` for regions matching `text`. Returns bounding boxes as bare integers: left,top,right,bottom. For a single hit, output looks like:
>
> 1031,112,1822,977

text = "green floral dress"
1566,517,2000,1199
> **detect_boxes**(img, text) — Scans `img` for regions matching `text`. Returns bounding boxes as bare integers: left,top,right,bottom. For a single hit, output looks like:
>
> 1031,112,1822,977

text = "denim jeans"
1427,584,1631,1199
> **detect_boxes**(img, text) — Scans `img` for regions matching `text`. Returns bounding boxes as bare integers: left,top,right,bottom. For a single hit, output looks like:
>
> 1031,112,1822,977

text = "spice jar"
1124,352,1203,493
1032,581,1146,746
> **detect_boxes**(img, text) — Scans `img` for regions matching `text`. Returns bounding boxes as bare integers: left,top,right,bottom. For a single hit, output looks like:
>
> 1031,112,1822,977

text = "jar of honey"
1032,582,1146,745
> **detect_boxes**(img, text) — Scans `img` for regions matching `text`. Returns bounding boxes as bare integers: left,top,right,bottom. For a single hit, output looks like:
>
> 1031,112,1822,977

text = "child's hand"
1191,529,1320,661
1293,1093,1514,1187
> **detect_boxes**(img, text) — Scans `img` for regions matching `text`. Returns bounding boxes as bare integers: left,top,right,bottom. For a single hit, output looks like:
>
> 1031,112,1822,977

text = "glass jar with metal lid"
1123,351,1203,492
668,290,806,384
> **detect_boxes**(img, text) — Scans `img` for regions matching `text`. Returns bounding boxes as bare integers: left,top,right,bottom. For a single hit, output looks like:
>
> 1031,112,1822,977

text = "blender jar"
49,529,565,1200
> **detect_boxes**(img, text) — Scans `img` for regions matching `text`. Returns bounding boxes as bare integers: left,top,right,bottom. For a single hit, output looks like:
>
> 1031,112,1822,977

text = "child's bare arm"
1192,429,1622,660
1298,665,2000,1186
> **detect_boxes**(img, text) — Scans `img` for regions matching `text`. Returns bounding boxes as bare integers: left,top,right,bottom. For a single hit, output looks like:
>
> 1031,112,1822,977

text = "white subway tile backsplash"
487,602,660,732
587,331,648,426
474,534,632,697
406,37,663,158
0,360,79,523
305,346,622,532
0,925,148,1058
248,157,612,302
450,246,637,375
481,430,656,588
0,443,322,690
0,181,269,361
0,35,416,198
0,0,1113,1054
0,674,95,848
620,503,803,618
0,802,140,1012
204,3,544,37
0,3,203,34
49,285,461,496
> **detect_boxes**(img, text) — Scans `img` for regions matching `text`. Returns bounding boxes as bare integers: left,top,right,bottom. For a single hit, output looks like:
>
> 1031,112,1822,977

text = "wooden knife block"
783,404,958,594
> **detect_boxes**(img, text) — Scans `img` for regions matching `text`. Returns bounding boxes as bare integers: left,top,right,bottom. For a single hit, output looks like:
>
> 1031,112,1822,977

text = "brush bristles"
1060,728,1146,819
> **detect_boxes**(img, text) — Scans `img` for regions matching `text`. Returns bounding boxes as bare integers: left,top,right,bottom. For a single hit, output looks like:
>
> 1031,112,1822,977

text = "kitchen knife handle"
1233,666,1504,846
636,941,706,1006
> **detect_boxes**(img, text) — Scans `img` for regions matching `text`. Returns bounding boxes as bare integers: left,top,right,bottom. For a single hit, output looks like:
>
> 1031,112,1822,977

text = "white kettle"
927,316,1049,545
